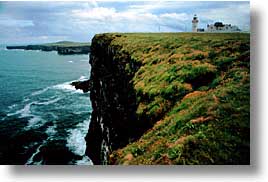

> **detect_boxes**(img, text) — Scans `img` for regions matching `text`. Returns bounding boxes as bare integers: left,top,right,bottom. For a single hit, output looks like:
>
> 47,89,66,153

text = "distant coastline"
6,41,91,55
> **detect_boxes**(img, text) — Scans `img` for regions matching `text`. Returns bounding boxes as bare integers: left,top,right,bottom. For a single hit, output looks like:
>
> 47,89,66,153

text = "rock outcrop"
71,79,92,93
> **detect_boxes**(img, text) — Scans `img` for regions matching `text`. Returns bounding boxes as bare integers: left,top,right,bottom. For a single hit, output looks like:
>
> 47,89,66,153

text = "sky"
0,0,250,44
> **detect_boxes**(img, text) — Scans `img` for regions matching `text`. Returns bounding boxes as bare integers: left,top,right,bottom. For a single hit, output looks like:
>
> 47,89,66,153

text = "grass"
98,33,250,165
42,41,91,47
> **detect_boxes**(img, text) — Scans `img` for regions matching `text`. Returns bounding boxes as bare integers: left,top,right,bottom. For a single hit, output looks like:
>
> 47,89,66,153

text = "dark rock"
71,79,92,93
6,46,27,50
85,34,149,164
57,46,91,55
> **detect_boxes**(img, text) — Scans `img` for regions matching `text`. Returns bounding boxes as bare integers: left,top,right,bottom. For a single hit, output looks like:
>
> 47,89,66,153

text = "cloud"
198,2,250,30
71,6,189,33
72,7,116,20
0,1,250,44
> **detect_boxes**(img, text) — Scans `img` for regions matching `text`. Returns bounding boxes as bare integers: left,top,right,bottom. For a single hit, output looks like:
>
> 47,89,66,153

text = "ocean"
0,45,92,165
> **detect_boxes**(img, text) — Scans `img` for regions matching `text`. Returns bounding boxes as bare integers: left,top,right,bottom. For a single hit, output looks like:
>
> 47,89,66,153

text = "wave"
8,104,17,109
45,124,57,137
36,97,61,106
7,97,61,117
26,143,44,165
4,75,92,164
26,123,57,165
14,101,45,129
31,87,49,96
68,61,74,63
7,96,61,129
25,112,91,165
7,75,88,124
53,82,83,94
23,98,30,102
52,75,88,94
27,116,45,129
7,102,34,117
66,118,90,156
30,75,88,96
78,75,88,81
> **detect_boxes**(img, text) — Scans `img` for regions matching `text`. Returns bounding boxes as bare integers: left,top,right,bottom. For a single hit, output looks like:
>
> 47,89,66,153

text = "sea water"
0,45,92,165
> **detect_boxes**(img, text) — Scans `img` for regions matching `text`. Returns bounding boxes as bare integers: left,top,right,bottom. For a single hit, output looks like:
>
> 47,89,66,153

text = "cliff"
86,33,250,165
6,41,90,55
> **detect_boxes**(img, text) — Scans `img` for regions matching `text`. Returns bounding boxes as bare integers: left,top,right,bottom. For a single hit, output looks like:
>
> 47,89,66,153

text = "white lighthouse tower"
192,14,199,32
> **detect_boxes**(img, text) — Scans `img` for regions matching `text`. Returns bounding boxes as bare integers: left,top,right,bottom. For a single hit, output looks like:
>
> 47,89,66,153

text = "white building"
206,22,241,32
192,14,199,32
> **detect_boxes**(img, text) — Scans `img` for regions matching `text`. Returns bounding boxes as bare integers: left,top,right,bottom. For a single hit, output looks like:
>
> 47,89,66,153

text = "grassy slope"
42,41,91,47
104,33,250,165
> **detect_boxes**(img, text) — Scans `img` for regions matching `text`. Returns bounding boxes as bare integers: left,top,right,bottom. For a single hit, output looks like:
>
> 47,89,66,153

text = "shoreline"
6,41,91,55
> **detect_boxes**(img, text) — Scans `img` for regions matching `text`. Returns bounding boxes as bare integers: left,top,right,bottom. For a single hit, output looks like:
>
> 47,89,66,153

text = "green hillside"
43,41,91,47
104,33,250,165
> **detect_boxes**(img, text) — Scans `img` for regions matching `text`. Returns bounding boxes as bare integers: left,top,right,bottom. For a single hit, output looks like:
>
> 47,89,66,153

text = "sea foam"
66,118,90,156
52,75,88,94
7,96,61,129
31,87,49,96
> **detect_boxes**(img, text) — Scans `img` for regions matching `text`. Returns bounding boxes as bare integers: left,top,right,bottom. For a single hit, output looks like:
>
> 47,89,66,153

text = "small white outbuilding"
206,22,241,32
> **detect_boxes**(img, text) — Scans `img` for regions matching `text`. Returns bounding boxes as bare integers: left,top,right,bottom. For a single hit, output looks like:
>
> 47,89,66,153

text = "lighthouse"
192,14,199,32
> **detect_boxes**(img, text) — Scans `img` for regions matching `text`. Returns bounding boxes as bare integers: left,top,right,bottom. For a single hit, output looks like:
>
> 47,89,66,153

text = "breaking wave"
66,118,90,156
4,75,92,165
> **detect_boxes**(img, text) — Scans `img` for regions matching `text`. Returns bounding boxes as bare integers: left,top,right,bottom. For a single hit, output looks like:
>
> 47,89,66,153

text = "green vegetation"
104,33,250,165
42,41,91,47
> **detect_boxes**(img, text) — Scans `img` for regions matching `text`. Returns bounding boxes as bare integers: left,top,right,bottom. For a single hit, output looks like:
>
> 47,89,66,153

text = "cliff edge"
86,33,250,165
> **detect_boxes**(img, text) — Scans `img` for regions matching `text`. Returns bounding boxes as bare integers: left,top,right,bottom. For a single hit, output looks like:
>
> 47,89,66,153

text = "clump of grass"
215,57,236,70
208,50,217,59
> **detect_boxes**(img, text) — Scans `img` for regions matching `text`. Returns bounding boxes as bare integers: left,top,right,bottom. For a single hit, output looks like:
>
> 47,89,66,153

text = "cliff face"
85,34,149,164
86,33,250,165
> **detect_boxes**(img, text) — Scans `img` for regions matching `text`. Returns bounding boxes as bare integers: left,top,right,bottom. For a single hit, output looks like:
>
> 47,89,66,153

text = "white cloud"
72,7,116,21
160,13,188,21
71,6,189,32
198,3,250,30
127,1,166,13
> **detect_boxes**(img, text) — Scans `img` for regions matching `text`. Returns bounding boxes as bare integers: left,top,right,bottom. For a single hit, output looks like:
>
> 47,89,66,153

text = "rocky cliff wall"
85,34,148,164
